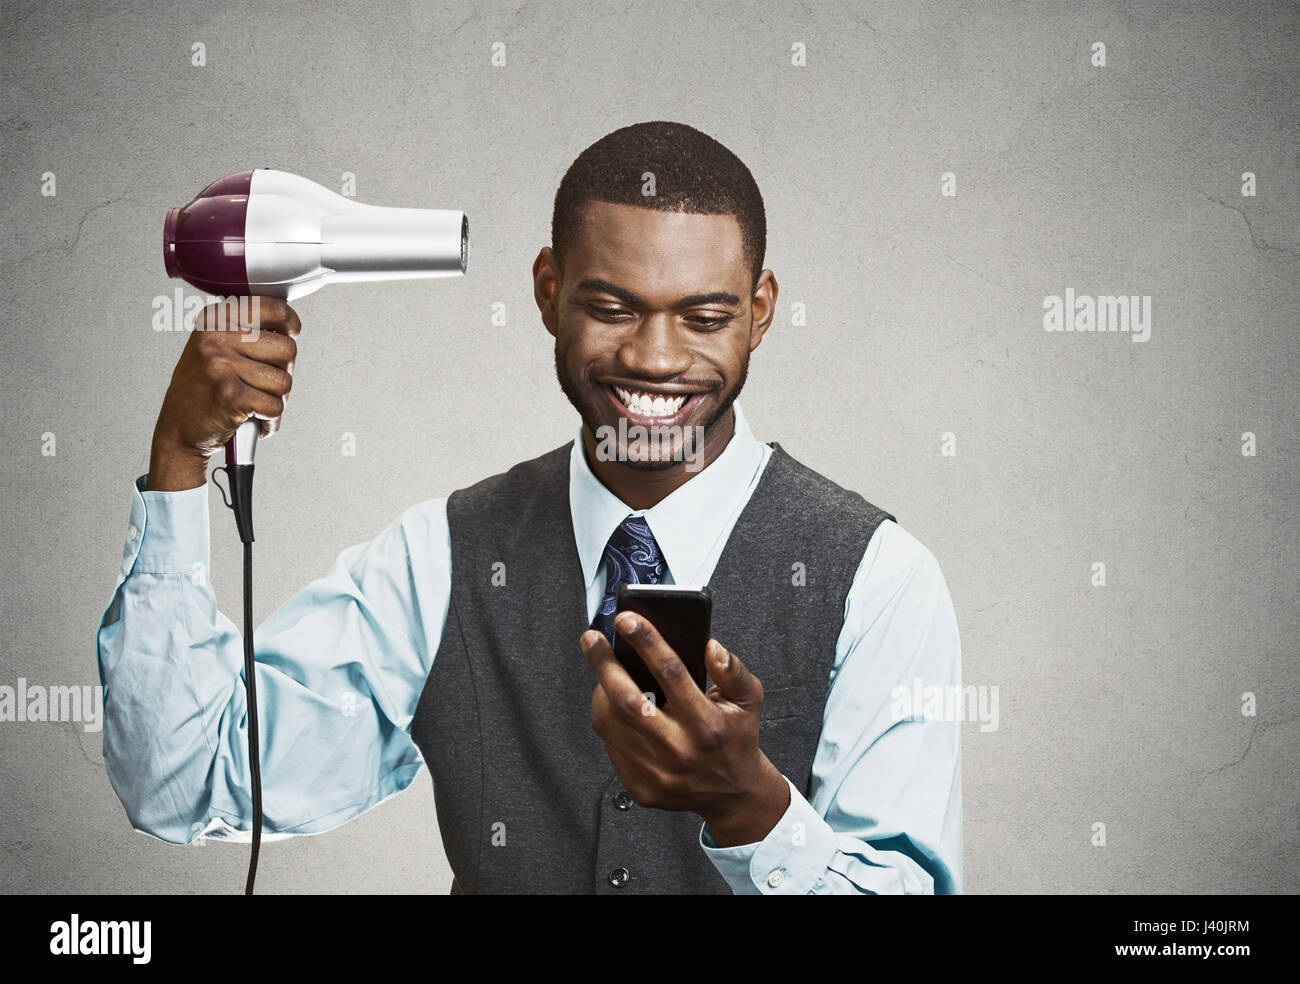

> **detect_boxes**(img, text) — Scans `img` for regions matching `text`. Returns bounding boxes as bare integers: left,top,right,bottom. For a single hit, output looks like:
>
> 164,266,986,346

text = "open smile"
599,381,707,427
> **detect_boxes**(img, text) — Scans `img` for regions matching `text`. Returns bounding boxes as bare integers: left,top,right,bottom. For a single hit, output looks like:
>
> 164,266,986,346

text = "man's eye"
586,306,729,329
688,316,730,330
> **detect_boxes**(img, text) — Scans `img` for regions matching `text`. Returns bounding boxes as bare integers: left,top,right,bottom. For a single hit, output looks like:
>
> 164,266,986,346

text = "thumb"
708,639,761,708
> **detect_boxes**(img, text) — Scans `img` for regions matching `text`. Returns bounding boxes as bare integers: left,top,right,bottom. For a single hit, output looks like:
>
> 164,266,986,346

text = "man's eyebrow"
576,278,741,308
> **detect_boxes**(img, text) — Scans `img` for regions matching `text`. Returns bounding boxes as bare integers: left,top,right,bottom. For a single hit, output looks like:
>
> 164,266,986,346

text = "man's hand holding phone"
580,609,792,849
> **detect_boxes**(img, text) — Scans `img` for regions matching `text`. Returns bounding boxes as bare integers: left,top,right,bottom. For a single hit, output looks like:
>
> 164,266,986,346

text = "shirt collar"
569,399,765,589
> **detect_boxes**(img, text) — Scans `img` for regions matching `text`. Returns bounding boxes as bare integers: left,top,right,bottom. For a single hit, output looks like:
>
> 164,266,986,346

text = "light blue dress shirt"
96,400,962,894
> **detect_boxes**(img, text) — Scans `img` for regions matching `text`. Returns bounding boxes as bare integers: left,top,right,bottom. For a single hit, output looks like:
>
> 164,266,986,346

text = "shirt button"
767,869,785,888
614,791,634,810
128,524,139,541
608,867,630,888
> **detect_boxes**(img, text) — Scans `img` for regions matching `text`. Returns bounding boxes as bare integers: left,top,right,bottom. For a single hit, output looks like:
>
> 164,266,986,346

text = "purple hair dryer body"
164,168,467,541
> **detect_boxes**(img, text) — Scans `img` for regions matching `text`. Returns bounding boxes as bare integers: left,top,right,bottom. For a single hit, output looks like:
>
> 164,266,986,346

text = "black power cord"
241,539,262,894
214,464,262,894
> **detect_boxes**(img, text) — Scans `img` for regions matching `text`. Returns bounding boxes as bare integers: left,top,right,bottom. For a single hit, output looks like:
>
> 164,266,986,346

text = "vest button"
608,867,630,888
614,791,634,810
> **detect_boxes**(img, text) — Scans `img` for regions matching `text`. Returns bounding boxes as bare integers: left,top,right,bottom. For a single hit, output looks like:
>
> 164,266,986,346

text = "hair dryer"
164,168,468,541
162,169,467,894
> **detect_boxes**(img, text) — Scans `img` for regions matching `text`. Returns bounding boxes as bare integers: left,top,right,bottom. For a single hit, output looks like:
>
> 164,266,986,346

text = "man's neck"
580,406,737,511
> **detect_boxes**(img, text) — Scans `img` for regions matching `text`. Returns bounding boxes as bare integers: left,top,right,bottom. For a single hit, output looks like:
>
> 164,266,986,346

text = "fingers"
581,629,677,743
207,296,300,335
198,295,299,334
229,354,293,399
231,380,285,426
158,296,304,457
704,639,763,711
590,682,666,762
224,351,293,437
613,611,712,718
197,300,298,368
268,298,302,337
236,329,297,368
197,299,298,439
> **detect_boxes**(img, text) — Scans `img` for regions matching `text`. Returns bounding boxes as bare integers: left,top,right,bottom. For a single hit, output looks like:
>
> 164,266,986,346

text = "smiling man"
97,120,962,894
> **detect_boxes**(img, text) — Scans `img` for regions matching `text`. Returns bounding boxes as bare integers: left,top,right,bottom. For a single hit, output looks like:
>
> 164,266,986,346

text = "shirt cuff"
121,473,211,578
699,776,838,894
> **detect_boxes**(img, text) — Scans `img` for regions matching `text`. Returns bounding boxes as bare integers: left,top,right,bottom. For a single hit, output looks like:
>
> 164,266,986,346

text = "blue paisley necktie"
591,516,665,644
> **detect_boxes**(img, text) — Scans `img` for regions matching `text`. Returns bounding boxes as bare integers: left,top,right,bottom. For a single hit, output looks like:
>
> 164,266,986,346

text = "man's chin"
610,447,690,472
585,422,699,472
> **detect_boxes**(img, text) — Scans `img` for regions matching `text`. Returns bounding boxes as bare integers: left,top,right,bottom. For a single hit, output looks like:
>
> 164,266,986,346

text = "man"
97,120,962,894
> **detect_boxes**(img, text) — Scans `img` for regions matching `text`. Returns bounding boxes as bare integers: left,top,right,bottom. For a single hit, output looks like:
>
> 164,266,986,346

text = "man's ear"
534,247,561,338
748,269,777,353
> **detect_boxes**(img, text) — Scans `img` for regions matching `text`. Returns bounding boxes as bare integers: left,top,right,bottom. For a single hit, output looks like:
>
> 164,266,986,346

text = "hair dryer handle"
222,419,259,544
226,417,260,466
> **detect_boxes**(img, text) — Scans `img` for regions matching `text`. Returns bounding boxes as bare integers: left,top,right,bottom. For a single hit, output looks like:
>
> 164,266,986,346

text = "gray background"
2,0,1296,894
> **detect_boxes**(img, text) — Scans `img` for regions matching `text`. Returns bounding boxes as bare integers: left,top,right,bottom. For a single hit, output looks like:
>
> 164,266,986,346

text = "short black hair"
551,121,767,292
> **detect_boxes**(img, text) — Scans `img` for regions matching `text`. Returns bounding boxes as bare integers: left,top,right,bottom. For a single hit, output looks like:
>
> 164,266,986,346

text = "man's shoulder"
376,443,573,547
451,441,573,502
439,441,574,539
763,441,896,528
861,516,944,584
764,444,951,582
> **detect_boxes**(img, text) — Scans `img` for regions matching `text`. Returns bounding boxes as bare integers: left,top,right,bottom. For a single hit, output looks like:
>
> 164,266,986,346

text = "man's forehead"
572,201,745,287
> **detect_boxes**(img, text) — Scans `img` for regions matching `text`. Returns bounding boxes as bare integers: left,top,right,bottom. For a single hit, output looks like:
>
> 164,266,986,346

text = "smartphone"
613,584,713,710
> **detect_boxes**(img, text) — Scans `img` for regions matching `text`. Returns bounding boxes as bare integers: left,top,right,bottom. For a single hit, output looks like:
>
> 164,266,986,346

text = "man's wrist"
699,754,790,847
148,428,209,492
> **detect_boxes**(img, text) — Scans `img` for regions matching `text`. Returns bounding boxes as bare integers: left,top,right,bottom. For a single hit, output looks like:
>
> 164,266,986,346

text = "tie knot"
603,516,665,587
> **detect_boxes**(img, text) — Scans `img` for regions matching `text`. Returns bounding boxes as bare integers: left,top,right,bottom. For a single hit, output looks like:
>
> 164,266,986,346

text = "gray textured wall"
1,0,1296,894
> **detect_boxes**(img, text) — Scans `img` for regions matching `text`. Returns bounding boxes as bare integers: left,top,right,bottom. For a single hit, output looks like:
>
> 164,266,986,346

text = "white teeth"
613,386,687,417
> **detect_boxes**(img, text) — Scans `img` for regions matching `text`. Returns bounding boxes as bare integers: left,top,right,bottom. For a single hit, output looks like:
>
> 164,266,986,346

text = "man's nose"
615,314,691,378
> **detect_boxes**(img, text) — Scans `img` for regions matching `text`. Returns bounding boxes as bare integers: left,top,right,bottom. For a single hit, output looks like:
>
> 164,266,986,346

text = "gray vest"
410,440,894,894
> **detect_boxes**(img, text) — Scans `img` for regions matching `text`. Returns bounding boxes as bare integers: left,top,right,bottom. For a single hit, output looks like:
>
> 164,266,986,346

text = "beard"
554,344,748,472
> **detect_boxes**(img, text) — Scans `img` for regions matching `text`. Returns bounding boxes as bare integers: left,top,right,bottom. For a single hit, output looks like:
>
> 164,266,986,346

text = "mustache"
592,375,719,391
